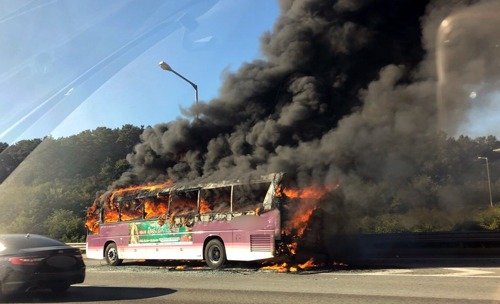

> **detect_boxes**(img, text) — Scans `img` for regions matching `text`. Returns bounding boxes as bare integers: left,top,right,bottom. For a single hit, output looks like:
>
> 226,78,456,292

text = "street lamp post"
159,61,199,119
478,156,493,207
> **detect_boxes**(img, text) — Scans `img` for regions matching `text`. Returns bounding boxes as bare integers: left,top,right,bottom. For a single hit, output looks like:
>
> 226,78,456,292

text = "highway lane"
6,260,500,303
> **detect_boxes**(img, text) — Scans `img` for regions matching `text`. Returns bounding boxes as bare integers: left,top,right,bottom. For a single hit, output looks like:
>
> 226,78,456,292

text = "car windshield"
0,0,500,302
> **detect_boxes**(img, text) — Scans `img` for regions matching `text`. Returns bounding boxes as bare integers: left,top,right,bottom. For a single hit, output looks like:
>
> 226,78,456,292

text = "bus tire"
105,242,122,266
204,239,226,269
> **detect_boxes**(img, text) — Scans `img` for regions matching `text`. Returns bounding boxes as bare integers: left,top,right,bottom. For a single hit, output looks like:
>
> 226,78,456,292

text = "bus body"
85,173,284,269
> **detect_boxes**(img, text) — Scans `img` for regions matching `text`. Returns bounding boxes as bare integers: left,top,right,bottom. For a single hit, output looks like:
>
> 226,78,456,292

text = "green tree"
44,209,85,242
0,142,7,153
0,139,42,183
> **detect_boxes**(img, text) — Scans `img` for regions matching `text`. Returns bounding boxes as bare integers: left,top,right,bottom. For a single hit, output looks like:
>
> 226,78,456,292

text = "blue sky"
0,0,280,144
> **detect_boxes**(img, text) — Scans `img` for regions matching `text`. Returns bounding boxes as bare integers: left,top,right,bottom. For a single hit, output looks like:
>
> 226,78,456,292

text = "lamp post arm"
159,61,199,119
170,69,197,91
170,69,199,118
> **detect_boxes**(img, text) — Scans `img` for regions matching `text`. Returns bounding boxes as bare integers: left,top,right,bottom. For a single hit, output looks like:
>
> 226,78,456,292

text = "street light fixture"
478,156,493,207
159,61,199,119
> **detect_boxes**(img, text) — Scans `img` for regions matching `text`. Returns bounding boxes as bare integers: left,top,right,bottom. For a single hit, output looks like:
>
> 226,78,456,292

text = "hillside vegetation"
0,126,500,241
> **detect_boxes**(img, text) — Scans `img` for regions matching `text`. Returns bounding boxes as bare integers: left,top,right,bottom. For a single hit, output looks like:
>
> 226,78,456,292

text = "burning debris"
259,258,348,273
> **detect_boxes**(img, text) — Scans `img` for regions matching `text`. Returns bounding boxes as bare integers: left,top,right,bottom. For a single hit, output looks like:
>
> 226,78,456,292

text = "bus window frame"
169,189,200,216
199,186,233,214
143,194,171,220
118,199,144,222
91,172,284,227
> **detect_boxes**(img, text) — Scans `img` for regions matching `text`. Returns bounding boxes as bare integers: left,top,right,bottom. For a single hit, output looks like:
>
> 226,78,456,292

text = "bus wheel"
204,239,226,269
105,243,122,266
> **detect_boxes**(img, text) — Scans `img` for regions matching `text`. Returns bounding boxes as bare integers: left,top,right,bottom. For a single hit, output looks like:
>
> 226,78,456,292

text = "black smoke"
119,0,431,183
113,0,488,247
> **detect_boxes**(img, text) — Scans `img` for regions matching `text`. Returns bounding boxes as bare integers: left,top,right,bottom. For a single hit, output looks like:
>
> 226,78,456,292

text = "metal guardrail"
67,242,86,253
333,231,500,262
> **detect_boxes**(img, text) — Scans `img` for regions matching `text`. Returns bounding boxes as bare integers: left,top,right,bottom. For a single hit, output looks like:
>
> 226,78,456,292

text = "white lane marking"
441,268,495,277
73,284,94,287
364,269,414,275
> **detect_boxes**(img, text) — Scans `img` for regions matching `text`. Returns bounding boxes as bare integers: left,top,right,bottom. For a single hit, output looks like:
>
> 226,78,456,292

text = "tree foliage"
0,125,142,241
1,126,500,240
45,209,85,243
0,139,42,183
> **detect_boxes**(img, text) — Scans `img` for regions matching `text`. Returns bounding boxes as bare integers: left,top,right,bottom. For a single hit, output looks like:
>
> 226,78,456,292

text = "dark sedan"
0,234,85,297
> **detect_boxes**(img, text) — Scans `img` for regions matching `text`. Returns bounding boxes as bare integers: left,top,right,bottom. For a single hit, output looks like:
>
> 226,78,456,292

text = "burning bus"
85,172,286,269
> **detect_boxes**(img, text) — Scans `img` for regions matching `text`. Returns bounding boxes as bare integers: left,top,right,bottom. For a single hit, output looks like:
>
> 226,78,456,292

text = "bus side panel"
225,230,275,261
119,244,205,260
86,222,129,260
192,211,278,262
224,210,278,261
86,234,105,259
86,209,280,262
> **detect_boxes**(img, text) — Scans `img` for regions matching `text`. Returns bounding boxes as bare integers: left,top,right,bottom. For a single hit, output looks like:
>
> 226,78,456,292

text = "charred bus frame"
85,172,285,269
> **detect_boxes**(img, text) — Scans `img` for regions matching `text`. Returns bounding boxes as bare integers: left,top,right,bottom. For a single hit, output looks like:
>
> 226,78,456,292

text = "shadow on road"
2,286,176,303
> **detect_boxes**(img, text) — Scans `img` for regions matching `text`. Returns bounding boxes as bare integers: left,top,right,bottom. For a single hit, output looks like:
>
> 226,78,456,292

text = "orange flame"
260,258,322,272
120,200,143,221
110,180,174,198
298,258,317,269
281,184,339,236
103,198,120,223
294,207,317,237
287,242,297,255
84,200,100,234
199,198,211,214
170,199,197,216
144,198,169,219
85,180,175,230
260,262,290,273
282,184,339,199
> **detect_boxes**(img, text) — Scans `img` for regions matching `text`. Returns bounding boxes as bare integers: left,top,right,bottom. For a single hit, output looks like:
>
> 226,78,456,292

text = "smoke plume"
114,0,491,238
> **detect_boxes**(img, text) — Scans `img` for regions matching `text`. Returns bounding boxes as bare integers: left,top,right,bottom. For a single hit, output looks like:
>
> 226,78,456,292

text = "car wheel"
51,284,70,293
204,239,226,269
105,242,122,266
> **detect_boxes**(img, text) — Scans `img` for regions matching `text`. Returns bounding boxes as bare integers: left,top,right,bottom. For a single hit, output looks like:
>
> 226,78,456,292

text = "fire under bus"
85,172,285,269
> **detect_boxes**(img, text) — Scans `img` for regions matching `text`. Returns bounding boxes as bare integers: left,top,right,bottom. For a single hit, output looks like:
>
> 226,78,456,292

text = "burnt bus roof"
158,172,284,193
115,172,284,201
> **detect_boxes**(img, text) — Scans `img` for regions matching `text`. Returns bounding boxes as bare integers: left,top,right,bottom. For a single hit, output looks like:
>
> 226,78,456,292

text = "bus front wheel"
105,243,122,266
204,239,226,269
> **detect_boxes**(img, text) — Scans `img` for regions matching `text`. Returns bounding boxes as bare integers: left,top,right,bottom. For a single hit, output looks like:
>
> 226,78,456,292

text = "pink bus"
85,173,284,269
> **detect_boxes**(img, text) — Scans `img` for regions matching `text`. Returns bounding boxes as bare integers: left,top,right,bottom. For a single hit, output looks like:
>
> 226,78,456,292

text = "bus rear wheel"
105,243,122,266
204,239,226,269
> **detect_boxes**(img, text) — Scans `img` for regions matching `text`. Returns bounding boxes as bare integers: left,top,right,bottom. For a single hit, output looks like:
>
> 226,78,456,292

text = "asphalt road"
5,259,500,303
